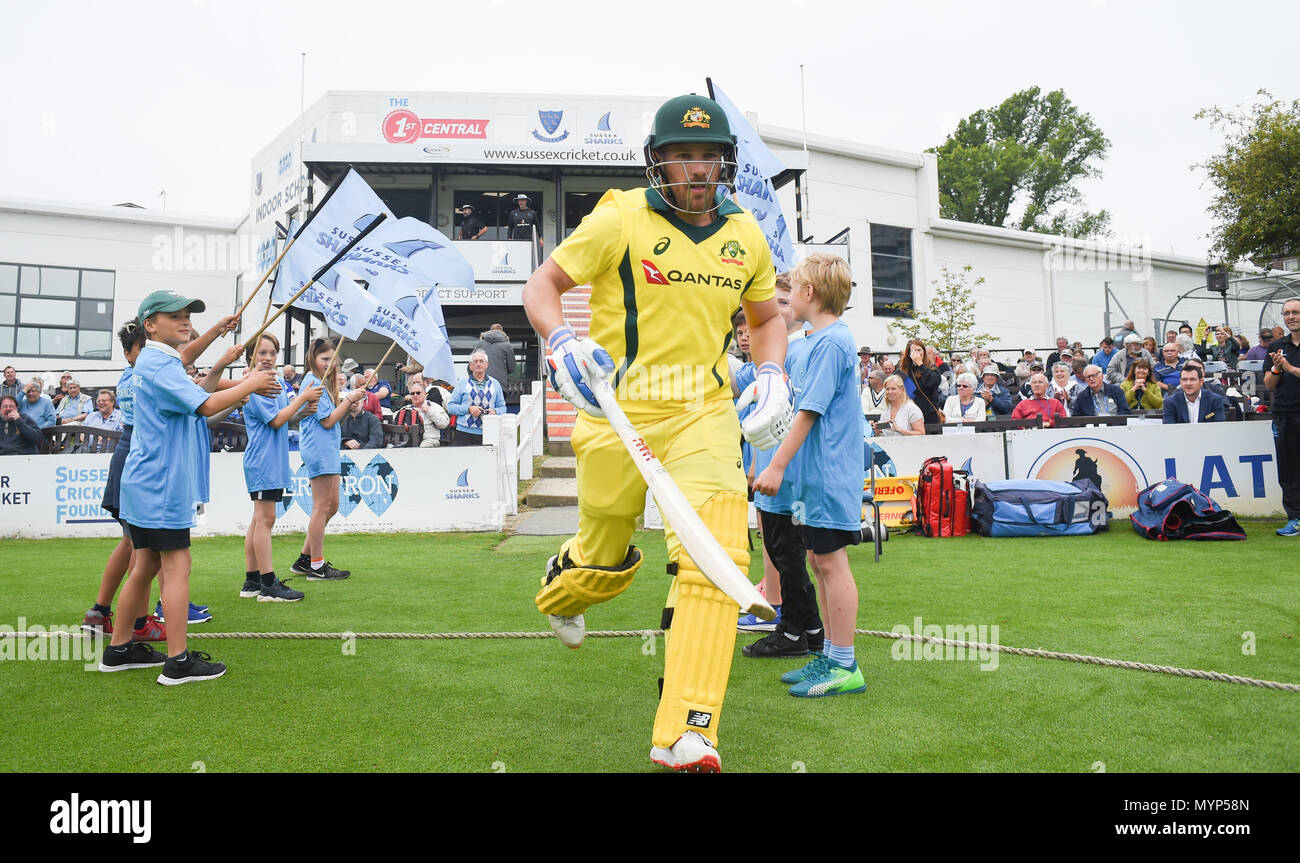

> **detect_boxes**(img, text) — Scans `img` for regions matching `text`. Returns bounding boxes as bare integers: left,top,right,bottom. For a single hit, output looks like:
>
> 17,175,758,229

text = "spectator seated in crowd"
281,364,299,395
339,392,384,450
1245,328,1275,362
1121,358,1164,411
364,367,393,415
871,374,926,436
349,373,383,420
1045,336,1070,369
394,382,450,447
19,380,56,428
860,369,887,421
1072,364,1131,417
929,345,954,399
51,372,73,406
942,371,986,424
1163,364,1226,424
1016,360,1046,399
83,389,125,433
53,378,92,425
1153,342,1184,390
1106,334,1153,384
974,367,1013,419
1,365,20,401
1091,337,1117,370
1048,362,1080,412
1,393,43,455
1177,326,1203,361
1011,372,1067,428
1014,350,1040,384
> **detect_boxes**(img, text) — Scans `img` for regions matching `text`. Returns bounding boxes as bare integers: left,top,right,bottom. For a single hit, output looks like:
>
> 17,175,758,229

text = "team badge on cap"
681,107,711,129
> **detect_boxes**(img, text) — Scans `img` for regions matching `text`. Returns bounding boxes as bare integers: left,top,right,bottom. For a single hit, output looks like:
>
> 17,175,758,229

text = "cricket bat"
589,377,776,620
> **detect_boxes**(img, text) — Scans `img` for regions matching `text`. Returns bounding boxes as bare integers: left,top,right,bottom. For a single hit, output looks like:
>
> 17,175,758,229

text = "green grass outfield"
1,524,1297,773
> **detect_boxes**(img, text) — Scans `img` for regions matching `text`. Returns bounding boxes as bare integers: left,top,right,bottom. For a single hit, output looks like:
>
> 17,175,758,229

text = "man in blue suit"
1072,365,1131,417
1163,365,1226,424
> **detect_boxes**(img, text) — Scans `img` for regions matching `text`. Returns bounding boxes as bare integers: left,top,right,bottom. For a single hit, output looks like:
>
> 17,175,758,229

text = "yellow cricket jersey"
551,187,775,420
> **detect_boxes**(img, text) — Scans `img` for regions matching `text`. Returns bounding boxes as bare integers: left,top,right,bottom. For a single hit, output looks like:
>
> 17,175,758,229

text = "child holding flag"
99,291,277,684
242,333,322,601
289,337,366,581
753,254,866,697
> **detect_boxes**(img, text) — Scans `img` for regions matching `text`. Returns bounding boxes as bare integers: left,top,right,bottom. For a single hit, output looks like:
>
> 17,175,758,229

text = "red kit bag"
915,456,970,537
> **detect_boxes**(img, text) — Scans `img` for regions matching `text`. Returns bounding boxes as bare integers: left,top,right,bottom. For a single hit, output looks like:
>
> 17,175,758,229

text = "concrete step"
527,477,578,508
547,439,574,457
539,456,576,478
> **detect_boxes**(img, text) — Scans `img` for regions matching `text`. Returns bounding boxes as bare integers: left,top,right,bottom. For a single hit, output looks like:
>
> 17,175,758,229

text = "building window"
870,224,913,317
0,263,115,359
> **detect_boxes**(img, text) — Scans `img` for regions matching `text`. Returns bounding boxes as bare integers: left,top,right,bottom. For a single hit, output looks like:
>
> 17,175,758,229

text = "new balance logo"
686,710,712,728
641,260,669,285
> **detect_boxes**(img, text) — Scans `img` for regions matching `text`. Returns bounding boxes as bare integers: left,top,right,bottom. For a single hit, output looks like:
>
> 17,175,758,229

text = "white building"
4,88,1288,392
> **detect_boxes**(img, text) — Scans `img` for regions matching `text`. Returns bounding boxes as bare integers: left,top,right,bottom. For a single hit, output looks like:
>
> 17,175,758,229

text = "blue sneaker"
738,606,780,633
1278,518,1300,537
154,600,212,625
780,652,828,685
190,601,210,613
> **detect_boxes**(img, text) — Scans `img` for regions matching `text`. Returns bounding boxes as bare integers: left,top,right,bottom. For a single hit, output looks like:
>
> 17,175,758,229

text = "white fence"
482,380,546,516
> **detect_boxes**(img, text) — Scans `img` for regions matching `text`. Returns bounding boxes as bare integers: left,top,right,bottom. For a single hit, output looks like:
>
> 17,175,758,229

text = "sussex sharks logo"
585,111,624,146
445,467,480,500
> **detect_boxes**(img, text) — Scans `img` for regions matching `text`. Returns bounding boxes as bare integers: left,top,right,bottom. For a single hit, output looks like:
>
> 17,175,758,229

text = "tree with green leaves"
887,264,998,353
1196,91,1300,268
929,87,1111,238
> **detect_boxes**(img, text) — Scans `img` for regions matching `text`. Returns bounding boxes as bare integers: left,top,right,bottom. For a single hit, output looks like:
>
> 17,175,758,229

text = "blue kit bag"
972,478,1109,537
1130,479,1246,541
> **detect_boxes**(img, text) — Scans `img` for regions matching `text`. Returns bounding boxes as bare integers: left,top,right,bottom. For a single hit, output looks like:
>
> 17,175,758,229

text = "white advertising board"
0,446,504,539
1006,422,1283,517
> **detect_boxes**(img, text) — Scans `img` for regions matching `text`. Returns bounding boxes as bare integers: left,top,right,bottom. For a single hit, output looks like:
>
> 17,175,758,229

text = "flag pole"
235,233,300,330
320,335,347,392
362,341,400,390
244,213,387,352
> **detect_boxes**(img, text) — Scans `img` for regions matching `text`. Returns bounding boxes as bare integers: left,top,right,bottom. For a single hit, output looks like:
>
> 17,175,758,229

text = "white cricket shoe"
548,614,585,649
650,731,721,773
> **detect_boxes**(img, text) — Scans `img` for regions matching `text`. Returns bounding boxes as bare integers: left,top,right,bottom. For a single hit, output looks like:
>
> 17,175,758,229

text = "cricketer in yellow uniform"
536,182,775,751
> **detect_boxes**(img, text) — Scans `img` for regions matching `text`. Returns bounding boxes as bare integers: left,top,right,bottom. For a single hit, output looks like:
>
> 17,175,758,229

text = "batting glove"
736,362,792,450
547,325,616,418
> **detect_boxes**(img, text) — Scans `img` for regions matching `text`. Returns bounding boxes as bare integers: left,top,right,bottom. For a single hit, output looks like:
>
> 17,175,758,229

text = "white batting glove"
736,362,792,450
546,325,616,418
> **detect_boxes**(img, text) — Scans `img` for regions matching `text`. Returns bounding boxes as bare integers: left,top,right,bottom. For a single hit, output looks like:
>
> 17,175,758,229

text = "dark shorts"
449,432,483,446
100,425,132,515
126,524,191,551
799,525,861,555
249,489,285,502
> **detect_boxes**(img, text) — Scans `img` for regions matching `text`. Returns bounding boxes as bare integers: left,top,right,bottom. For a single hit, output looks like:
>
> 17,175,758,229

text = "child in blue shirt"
753,254,866,697
741,274,826,659
289,337,366,581
99,292,277,685
242,333,321,601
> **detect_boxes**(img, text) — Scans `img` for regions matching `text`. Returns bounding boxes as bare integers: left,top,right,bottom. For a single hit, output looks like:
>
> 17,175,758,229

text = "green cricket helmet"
643,94,739,215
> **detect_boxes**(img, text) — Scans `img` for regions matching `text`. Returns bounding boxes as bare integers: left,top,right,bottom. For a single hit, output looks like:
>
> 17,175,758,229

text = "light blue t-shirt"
120,342,210,529
115,366,134,426
299,372,341,477
753,334,809,516
243,378,292,493
19,393,56,428
789,321,865,531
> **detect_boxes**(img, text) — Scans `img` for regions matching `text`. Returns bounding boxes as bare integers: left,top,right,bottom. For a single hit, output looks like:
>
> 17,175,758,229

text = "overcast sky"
2,0,1294,259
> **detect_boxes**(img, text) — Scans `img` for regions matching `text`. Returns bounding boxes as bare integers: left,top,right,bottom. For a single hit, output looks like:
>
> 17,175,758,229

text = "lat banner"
708,81,795,273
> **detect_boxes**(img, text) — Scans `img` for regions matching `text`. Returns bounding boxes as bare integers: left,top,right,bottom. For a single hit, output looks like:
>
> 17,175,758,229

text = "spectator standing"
474,323,517,390
1264,298,1300,536
19,380,56,428
457,204,487,240
507,193,543,249
0,394,42,455
1209,326,1240,370
1,365,20,401
446,349,506,445
857,347,873,388
1115,320,1138,341
898,337,943,426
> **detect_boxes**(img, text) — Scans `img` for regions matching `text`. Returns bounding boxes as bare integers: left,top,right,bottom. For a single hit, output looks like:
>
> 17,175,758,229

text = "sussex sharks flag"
272,217,381,340
707,80,795,272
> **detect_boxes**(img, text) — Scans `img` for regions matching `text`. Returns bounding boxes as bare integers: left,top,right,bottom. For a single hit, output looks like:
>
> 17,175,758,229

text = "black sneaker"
289,554,313,576
239,577,262,598
99,642,167,672
258,577,305,602
742,630,810,659
157,650,227,686
306,562,350,581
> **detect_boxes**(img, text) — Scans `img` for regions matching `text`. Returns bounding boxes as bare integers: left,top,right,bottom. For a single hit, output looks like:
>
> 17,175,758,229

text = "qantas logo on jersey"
666,270,743,289
641,260,669,285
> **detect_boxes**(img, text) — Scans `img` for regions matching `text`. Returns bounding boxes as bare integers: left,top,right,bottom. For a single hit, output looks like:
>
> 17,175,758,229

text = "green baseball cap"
645,94,735,150
138,290,206,321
